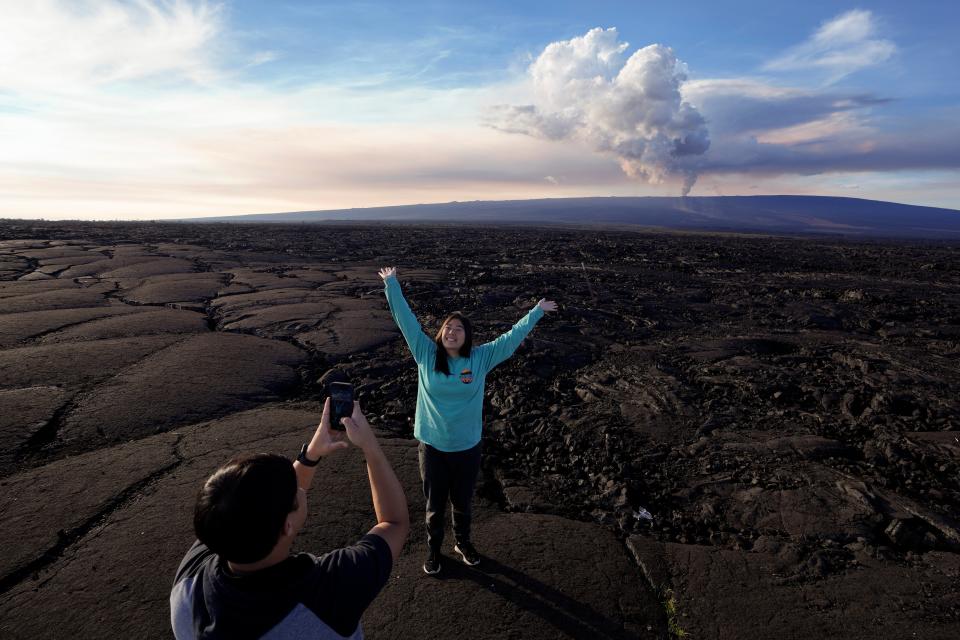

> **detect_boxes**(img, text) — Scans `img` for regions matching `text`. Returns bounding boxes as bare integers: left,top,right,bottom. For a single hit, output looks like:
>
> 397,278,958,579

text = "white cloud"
0,4,955,218
487,28,710,195
753,112,872,147
683,77,887,136
680,71,960,181
0,1,597,218
764,10,896,82
0,1,224,94
247,50,280,67
0,126,630,218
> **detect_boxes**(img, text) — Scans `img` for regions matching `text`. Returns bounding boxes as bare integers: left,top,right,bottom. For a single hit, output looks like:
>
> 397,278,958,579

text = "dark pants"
418,441,482,552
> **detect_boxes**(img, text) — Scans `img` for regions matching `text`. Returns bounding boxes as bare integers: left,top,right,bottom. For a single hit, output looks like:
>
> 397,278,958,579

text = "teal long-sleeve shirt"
383,276,544,452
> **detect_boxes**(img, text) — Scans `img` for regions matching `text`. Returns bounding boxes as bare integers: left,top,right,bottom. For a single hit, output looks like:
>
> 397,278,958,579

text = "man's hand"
537,298,558,312
306,398,349,459
378,266,397,280
341,402,379,453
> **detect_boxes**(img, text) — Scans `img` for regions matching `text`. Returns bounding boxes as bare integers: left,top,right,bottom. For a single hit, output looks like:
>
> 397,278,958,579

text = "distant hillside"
177,196,960,238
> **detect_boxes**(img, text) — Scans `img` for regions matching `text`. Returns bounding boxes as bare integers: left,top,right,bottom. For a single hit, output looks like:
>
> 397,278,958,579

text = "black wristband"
297,443,321,467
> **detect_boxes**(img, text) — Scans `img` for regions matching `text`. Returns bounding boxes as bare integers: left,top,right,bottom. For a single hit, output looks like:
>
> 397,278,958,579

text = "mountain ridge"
177,195,960,238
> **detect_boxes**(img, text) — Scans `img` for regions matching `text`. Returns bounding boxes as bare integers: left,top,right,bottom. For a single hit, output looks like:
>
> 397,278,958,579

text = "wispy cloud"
0,3,956,218
0,124,626,218
246,50,280,67
683,78,888,135
656,12,957,185
696,115,960,176
0,1,554,218
679,27,958,181
684,75,960,178
0,0,226,93
764,9,896,83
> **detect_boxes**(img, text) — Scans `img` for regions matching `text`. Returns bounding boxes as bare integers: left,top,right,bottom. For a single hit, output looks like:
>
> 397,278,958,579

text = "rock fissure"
0,435,185,598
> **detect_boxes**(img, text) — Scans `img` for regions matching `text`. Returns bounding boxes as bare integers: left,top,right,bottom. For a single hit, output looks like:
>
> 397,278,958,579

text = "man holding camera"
170,399,408,639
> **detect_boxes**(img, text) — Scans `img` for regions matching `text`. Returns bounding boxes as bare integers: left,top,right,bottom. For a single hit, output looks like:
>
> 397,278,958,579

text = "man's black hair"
194,453,298,564
434,311,472,375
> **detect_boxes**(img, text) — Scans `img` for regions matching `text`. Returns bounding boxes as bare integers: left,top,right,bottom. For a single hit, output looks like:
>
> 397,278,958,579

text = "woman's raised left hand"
378,266,397,280
537,298,558,312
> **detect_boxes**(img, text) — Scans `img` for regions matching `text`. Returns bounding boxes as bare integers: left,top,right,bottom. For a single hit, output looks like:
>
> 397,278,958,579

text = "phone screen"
328,382,353,430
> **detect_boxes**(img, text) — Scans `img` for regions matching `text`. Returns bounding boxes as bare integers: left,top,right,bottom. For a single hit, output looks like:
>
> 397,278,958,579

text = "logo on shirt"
460,368,473,384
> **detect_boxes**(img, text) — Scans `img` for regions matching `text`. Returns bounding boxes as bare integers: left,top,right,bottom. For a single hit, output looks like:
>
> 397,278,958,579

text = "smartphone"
328,382,354,431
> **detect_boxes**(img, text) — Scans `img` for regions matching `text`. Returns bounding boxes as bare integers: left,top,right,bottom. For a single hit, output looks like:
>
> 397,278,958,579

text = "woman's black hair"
434,312,472,375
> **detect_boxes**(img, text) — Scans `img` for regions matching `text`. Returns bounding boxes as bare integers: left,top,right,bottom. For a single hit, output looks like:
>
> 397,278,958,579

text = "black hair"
194,453,298,564
434,311,472,375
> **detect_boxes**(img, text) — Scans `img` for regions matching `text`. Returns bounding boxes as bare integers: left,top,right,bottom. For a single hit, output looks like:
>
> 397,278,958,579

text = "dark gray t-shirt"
170,534,392,639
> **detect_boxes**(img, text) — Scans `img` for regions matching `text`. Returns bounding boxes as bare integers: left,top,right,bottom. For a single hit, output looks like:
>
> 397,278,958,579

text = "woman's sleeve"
383,276,435,364
476,305,545,373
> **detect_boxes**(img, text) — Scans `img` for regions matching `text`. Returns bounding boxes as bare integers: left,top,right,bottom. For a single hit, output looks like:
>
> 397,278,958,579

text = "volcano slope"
0,220,958,639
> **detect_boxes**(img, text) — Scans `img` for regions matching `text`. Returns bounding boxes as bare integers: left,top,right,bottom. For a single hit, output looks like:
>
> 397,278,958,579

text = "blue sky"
1,0,958,219
230,1,958,87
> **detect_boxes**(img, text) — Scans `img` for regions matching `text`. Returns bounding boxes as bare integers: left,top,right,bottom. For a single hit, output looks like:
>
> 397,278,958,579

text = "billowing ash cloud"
488,28,710,195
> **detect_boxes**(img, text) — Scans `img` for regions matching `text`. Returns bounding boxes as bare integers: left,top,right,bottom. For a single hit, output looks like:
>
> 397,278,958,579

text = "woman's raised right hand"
378,266,397,280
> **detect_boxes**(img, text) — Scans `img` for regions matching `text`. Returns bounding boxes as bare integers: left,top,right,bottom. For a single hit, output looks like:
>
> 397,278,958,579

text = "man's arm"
294,399,409,560
342,403,410,562
293,398,348,491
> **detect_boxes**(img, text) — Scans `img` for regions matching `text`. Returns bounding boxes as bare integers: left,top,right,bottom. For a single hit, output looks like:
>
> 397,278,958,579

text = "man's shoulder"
306,533,392,582
170,541,216,640
296,534,393,636
170,536,391,639
173,540,216,585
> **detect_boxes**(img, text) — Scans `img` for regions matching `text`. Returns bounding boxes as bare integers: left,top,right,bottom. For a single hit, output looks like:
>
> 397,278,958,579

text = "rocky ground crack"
0,434,186,597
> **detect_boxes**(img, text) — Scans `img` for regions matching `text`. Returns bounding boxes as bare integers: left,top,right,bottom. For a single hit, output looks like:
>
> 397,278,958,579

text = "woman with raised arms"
379,266,557,575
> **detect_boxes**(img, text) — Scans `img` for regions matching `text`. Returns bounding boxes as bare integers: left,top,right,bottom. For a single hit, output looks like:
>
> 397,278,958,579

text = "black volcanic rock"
59,332,307,444
120,273,225,304
0,224,959,639
0,306,143,347
0,335,185,389
38,308,207,342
